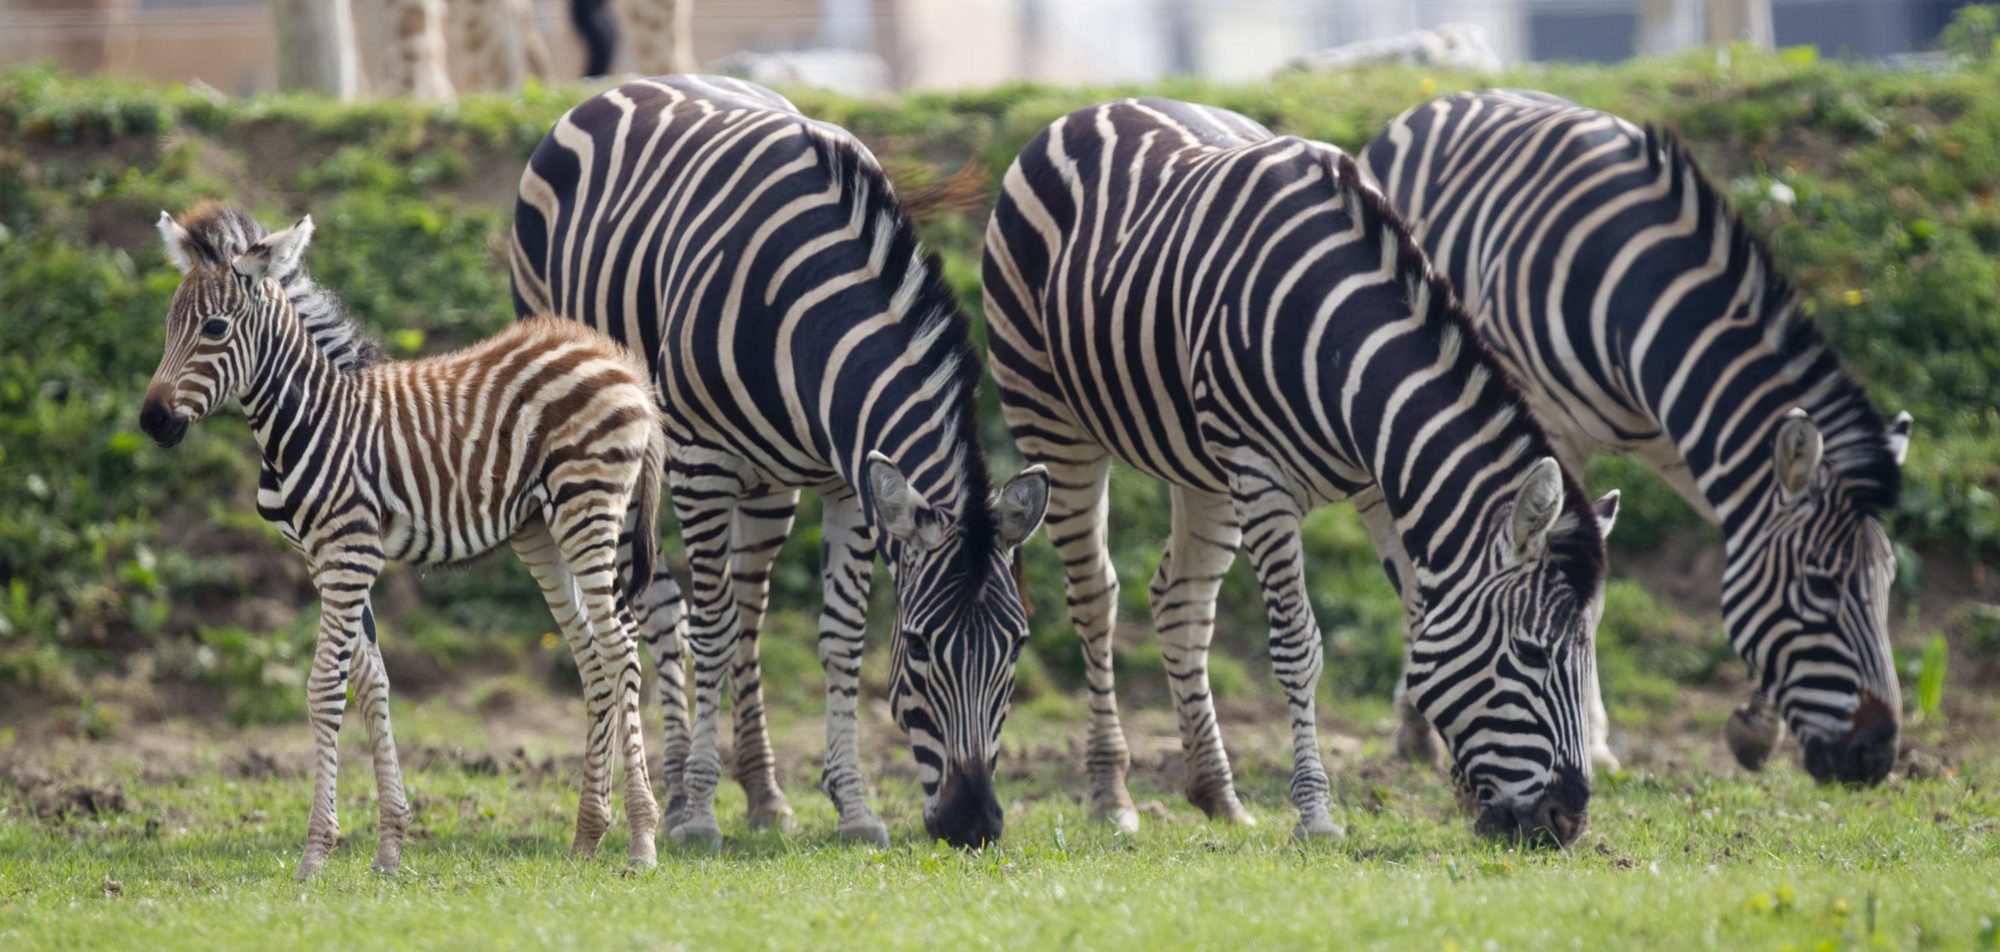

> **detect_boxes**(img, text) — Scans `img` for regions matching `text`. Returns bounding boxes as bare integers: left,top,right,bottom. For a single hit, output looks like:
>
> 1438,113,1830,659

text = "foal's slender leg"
295,552,383,879
350,604,412,874
620,537,692,828
726,489,800,832
511,522,618,859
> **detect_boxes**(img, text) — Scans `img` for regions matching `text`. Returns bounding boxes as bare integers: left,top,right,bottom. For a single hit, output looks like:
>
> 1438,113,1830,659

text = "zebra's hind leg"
1352,488,1445,771
296,552,384,879
816,488,888,845
511,522,619,860
625,556,692,833
549,509,660,867
1231,470,1341,840
664,449,750,852
1151,487,1251,825
351,606,412,874
1036,449,1138,832
727,489,801,833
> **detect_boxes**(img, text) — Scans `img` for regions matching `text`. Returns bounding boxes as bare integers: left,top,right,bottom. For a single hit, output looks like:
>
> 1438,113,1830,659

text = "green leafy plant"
1916,633,1950,720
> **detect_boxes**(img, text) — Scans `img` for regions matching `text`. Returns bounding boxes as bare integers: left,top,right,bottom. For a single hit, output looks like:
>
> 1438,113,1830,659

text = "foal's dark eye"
201,318,230,339
902,635,931,663
1514,640,1550,670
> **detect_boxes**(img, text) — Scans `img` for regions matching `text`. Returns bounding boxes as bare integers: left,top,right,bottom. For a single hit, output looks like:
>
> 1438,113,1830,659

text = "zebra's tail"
626,413,668,603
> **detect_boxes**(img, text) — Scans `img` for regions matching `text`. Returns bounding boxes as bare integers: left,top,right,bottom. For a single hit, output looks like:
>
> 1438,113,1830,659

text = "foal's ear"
157,211,197,274
232,215,315,285
995,465,1050,549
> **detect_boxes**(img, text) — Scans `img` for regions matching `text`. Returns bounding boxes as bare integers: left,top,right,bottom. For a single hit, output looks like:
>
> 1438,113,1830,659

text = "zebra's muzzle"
925,763,1003,849
1473,766,1590,848
1801,690,1898,786
139,399,188,448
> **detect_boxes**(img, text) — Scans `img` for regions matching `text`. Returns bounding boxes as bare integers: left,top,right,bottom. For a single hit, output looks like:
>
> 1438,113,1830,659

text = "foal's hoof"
669,818,723,852
628,835,659,869
836,816,891,848
1293,814,1345,840
1092,796,1141,834
294,852,328,881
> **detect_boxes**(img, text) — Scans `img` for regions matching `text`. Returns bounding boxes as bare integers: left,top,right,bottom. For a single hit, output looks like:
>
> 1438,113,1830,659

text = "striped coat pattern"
1363,91,1911,784
144,204,664,876
984,99,1617,844
511,76,1048,848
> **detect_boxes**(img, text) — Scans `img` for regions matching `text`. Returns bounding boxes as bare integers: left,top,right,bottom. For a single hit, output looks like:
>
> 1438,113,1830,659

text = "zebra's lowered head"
142,209,321,446
866,452,1049,848
1728,407,1911,785
1411,456,1617,847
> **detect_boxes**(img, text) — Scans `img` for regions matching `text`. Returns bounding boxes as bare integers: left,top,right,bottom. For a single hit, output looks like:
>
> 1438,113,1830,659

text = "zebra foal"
142,204,664,877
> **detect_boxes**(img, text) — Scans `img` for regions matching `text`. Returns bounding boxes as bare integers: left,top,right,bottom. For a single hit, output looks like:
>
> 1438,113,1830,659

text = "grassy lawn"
3,699,1996,951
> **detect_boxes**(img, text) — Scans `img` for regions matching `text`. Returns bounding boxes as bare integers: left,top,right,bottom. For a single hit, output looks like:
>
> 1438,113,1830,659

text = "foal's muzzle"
139,399,188,448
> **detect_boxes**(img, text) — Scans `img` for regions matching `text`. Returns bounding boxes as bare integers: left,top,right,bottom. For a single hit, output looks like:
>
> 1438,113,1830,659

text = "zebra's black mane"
806,131,999,588
1335,153,1608,595
1642,127,1902,513
173,202,384,374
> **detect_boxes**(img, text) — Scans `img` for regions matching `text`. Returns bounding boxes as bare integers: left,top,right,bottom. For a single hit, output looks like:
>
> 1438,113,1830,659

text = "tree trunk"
271,0,359,98
1704,0,1774,48
1636,0,1700,56
626,0,698,75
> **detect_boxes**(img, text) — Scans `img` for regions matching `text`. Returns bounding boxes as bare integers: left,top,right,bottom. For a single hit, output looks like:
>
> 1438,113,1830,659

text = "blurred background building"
0,0,1981,96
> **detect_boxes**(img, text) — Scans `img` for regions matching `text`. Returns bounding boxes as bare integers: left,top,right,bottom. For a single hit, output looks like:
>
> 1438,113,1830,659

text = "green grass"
4,720,1996,951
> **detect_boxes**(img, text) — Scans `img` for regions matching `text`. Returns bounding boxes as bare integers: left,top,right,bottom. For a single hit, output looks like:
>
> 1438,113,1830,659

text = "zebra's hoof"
628,836,659,869
669,818,723,852
294,852,328,881
836,816,891,847
1292,816,1345,840
1099,806,1140,834
1726,702,1782,772
745,799,796,833
369,849,402,876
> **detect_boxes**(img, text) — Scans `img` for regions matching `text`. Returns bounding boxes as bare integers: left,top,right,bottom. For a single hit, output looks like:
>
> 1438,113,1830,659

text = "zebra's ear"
1774,409,1823,499
1886,412,1913,467
866,450,939,548
157,211,195,274
1509,456,1565,562
995,465,1050,549
1593,490,1620,541
233,215,314,285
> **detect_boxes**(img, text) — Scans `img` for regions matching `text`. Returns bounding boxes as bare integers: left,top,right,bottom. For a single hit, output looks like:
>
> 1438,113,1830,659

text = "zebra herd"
140,75,1913,875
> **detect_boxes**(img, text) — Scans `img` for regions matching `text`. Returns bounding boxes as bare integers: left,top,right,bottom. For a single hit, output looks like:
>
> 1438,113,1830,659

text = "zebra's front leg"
1233,479,1340,839
727,490,800,833
1152,487,1251,824
665,453,746,852
295,555,382,879
1039,452,1137,832
512,522,618,859
351,605,411,874
1352,488,1444,771
816,489,889,845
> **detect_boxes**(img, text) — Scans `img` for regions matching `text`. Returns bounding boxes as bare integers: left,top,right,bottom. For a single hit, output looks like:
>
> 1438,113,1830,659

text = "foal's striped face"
142,265,262,446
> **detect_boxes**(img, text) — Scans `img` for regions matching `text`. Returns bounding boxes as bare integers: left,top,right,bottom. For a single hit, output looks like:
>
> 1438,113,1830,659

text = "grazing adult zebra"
983,98,1619,844
511,75,1049,849
1362,91,1913,785
143,204,664,876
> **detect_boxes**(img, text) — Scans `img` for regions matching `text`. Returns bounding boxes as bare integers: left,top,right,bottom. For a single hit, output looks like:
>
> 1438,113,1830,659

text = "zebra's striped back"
511,76,1047,847
1363,91,1910,784
987,99,1614,843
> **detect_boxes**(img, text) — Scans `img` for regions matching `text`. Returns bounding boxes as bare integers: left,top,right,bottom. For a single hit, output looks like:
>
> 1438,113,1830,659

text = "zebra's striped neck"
1643,135,1901,535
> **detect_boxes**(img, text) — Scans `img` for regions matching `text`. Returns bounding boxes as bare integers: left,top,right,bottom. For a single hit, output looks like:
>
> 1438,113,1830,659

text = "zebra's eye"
201,318,230,339
902,635,931,663
1514,640,1550,670
1804,573,1842,604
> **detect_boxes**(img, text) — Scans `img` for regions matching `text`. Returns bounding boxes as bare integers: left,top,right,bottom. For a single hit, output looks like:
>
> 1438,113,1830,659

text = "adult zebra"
983,98,1619,844
1362,90,1913,785
511,75,1049,849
